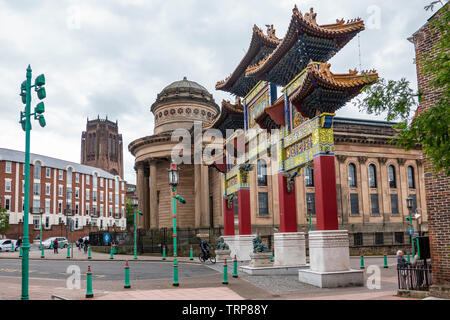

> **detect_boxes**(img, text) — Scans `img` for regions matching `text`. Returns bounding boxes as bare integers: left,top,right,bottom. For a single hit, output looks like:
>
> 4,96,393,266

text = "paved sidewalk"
0,247,196,263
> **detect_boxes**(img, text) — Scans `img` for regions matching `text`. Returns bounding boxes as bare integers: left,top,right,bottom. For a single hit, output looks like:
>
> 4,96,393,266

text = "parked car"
0,239,17,252
41,237,69,249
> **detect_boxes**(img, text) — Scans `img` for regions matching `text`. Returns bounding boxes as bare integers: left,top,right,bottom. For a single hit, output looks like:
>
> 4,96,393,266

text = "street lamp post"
132,194,142,259
39,208,44,250
406,196,415,256
168,163,185,287
18,65,47,300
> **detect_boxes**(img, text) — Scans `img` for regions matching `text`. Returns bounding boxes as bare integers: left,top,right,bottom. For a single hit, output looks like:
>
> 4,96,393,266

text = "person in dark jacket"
200,239,211,261
83,238,89,253
397,250,408,269
53,239,59,254
16,236,22,249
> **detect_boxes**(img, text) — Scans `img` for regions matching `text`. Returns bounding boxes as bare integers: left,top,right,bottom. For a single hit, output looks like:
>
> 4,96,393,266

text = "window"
75,173,80,183
34,161,41,179
75,188,79,199
353,233,363,246
86,175,90,185
121,182,125,190
109,179,112,188
257,159,267,186
86,189,90,201
258,192,269,216
390,194,399,215
33,183,40,196
59,170,63,180
370,194,379,215
75,203,79,215
306,193,316,216
93,175,97,188
100,178,104,187
348,163,357,187
46,168,51,178
93,191,97,202
369,164,377,188
350,193,359,215
375,232,384,245
67,168,72,184
75,218,79,229
45,183,51,195
395,232,404,244
233,196,238,217
45,217,49,228
122,206,125,218
115,194,119,205
45,199,50,213
109,205,112,216
100,204,104,216
100,191,104,202
22,180,24,194
33,217,40,229
66,187,72,200
33,199,40,212
109,192,112,202
58,201,62,214
5,161,12,173
86,203,90,215
4,198,10,211
305,166,314,187
121,194,124,204
5,179,11,192
407,166,415,189
388,165,396,188
58,185,63,197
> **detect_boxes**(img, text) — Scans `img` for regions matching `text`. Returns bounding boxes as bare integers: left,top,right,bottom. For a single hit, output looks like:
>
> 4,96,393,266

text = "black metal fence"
89,231,132,246
397,261,432,291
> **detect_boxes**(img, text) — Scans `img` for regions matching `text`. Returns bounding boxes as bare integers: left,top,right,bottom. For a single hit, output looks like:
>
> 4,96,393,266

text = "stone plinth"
274,232,306,266
215,249,232,262
221,235,255,261
249,252,273,268
298,230,364,288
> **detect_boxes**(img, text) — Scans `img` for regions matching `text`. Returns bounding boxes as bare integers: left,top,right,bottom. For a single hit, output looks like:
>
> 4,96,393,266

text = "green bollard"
407,254,411,263
41,247,45,259
222,259,229,284
85,266,94,298
50,242,53,249
124,260,131,289
189,245,193,261
11,241,14,252
162,245,166,261
232,255,238,278
110,247,114,260
383,254,388,268
270,248,274,262
360,255,365,269
19,247,23,258
66,245,71,259
88,246,92,259
173,258,179,287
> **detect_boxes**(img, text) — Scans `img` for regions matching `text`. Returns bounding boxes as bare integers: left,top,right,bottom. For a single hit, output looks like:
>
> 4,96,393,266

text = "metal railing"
397,262,432,291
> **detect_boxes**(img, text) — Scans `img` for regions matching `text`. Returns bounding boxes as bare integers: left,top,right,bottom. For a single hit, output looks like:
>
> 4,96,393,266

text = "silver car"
0,239,17,252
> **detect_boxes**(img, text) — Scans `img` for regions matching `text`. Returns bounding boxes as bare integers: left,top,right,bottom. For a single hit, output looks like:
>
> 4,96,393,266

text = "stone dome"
151,77,219,113
150,77,220,134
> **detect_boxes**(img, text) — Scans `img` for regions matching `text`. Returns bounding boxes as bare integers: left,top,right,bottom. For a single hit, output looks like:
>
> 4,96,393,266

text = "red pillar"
237,189,251,235
223,197,235,236
313,155,339,230
278,173,298,232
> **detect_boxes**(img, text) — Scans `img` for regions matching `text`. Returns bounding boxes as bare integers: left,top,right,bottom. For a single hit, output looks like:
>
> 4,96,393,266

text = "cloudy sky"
0,0,442,184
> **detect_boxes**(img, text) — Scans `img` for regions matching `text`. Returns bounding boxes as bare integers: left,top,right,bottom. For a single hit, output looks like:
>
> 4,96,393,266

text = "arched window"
33,161,41,179
305,166,314,187
388,165,397,188
348,163,357,187
257,159,267,186
67,167,72,184
369,164,377,188
407,166,415,189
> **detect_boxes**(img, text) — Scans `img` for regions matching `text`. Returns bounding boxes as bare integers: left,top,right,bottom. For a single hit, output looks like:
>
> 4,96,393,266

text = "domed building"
128,77,223,231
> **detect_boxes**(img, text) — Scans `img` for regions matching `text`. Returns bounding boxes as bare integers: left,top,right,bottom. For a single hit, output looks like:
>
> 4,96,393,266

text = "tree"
0,208,10,236
354,2,449,176
126,199,135,230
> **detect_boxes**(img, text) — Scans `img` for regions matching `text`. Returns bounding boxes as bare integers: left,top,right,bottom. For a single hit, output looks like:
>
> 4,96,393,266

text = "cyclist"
200,239,211,261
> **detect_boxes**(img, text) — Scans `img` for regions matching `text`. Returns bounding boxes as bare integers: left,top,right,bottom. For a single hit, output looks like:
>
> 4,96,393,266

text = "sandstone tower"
81,116,124,178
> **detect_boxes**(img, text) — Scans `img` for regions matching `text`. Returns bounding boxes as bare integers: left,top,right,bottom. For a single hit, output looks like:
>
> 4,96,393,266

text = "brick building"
81,116,124,179
409,3,450,289
0,148,128,236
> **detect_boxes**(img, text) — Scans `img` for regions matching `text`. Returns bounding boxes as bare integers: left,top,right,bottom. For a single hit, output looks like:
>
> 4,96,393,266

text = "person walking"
83,237,89,254
16,236,22,250
53,238,59,254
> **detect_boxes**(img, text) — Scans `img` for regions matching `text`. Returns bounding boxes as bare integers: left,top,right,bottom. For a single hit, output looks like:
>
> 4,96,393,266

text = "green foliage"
0,208,10,235
354,4,450,176
125,199,134,228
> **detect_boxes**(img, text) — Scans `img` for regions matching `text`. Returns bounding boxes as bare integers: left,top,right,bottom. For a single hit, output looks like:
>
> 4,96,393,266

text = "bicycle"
198,250,216,264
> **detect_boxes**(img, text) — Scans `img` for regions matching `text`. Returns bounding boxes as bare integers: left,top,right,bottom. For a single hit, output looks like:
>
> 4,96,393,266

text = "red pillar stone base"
238,189,251,235
223,197,235,236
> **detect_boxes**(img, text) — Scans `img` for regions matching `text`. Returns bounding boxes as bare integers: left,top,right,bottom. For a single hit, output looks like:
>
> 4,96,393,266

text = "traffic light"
20,80,26,104
35,74,46,100
35,102,45,114
35,74,45,86
38,116,46,128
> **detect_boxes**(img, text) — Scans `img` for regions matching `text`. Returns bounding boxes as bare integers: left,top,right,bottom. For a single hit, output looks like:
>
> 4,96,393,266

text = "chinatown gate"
212,6,378,287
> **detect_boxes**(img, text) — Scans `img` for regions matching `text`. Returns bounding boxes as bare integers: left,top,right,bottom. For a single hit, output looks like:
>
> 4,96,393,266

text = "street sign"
409,228,413,235
103,233,111,244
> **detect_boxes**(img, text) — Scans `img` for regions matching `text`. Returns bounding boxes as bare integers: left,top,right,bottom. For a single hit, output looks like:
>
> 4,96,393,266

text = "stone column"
149,160,158,230
143,165,150,230
194,164,202,228
201,165,210,227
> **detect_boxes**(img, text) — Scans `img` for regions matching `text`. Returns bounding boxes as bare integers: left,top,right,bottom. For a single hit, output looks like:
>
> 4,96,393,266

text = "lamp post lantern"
18,65,47,300
132,194,142,259
168,163,185,287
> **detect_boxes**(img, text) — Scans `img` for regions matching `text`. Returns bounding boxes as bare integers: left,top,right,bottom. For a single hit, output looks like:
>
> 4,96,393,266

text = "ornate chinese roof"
245,6,365,87
205,98,245,133
215,25,281,97
289,61,378,118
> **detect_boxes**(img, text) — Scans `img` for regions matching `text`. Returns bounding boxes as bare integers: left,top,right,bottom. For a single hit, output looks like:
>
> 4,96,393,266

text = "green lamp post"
18,65,47,300
132,194,142,259
406,196,415,256
306,197,313,231
39,208,44,250
168,163,186,287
